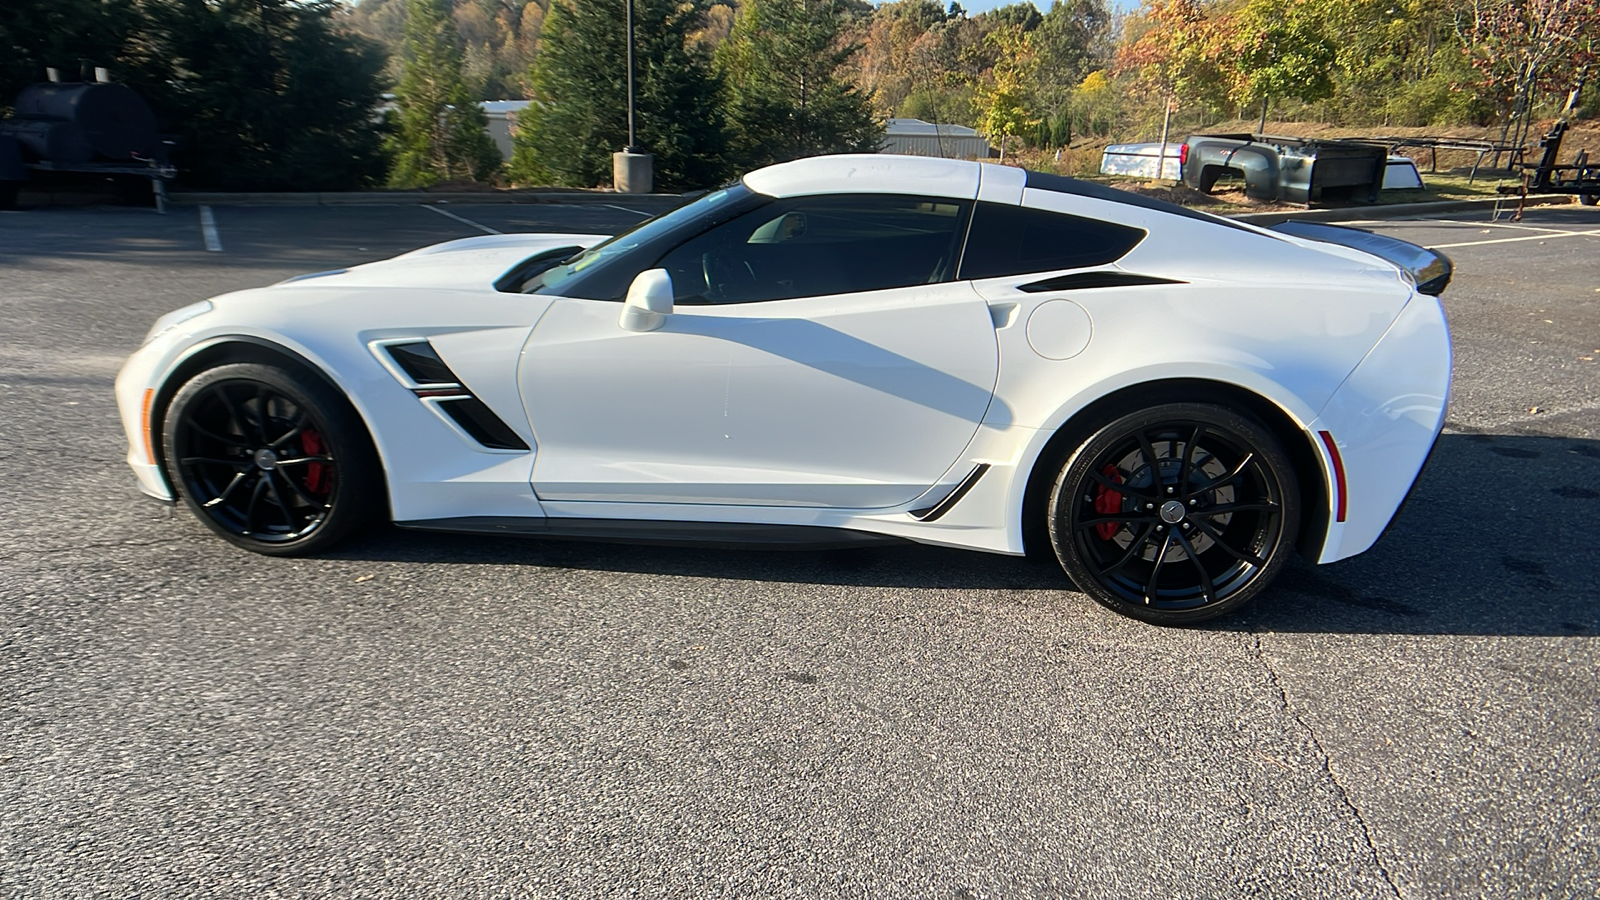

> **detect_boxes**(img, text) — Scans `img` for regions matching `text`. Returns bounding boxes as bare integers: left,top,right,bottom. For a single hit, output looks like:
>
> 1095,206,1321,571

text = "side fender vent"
436,397,530,451
909,464,990,521
385,341,459,386
372,338,530,452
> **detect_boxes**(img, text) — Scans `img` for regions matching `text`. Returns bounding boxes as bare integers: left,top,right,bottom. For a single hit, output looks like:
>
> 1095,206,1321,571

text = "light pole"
613,0,653,192
626,0,636,152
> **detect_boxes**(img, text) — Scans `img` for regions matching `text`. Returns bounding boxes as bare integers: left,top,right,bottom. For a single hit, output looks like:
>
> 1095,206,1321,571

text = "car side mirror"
619,268,674,332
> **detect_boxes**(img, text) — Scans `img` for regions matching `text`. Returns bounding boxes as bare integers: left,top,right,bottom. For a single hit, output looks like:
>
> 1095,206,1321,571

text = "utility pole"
613,0,653,192
626,0,636,151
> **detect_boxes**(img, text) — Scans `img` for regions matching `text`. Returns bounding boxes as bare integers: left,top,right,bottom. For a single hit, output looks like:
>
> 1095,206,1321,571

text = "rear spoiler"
1268,220,1452,296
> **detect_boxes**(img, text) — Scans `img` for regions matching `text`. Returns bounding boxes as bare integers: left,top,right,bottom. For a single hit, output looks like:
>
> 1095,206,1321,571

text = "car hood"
270,233,609,292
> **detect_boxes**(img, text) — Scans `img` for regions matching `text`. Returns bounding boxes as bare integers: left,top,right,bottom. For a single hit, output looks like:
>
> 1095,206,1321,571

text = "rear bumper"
1307,293,1451,562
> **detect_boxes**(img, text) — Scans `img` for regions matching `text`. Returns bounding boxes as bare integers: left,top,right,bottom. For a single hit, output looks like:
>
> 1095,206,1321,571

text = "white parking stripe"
1431,228,1600,249
198,206,222,252
423,204,502,234
605,203,651,216
1426,219,1583,234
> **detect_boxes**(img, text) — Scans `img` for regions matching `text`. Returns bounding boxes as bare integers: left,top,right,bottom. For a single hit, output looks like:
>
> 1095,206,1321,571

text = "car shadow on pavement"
330,433,1600,637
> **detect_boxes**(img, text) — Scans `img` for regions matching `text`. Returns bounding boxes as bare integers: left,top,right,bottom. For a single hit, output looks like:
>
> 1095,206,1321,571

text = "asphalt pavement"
1,197,1597,899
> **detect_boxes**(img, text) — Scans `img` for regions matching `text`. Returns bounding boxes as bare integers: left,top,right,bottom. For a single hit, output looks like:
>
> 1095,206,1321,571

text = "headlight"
141,300,213,345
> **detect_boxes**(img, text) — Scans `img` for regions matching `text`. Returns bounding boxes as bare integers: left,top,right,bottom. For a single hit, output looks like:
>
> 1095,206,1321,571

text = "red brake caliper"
1093,464,1123,540
301,428,329,496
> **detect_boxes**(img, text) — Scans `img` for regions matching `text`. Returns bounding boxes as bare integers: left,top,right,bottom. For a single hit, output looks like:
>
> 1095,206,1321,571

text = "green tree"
388,0,501,186
0,0,140,115
3,0,388,190
1029,0,1111,130
716,0,883,167
139,0,390,191
1233,0,1337,130
510,0,729,189
972,24,1039,159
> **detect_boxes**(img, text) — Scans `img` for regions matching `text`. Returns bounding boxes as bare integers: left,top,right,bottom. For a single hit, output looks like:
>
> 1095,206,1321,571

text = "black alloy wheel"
1048,402,1300,625
162,362,381,555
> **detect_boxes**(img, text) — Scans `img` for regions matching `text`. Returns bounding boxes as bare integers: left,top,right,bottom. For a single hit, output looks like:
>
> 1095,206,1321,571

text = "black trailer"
1494,121,1598,220
0,79,174,211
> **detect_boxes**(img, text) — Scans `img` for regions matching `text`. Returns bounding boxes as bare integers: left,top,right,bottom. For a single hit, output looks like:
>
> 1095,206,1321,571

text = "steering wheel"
700,251,757,302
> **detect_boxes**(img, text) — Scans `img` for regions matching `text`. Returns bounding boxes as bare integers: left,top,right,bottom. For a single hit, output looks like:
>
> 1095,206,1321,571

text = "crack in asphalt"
1249,627,1405,900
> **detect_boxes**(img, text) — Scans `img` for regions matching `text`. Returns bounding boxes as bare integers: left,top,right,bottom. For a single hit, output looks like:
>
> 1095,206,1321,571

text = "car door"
518,193,1000,509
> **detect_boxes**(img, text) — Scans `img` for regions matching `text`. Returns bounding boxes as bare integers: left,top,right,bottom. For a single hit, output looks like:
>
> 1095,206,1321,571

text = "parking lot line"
605,203,651,216
422,204,502,234
1431,228,1600,249
1427,219,1585,235
198,206,222,252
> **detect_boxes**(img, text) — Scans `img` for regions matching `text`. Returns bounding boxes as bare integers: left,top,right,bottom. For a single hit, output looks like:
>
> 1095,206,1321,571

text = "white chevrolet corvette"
117,155,1452,624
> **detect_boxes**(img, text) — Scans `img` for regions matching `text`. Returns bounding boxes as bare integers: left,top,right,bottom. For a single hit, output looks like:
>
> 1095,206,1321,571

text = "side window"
655,194,971,304
958,202,1146,280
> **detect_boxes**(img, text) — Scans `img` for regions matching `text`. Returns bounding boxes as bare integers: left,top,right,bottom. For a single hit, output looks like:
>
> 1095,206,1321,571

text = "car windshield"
524,184,748,294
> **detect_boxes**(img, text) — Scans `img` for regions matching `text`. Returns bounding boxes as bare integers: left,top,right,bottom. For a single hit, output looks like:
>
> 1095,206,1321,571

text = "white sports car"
116,155,1452,624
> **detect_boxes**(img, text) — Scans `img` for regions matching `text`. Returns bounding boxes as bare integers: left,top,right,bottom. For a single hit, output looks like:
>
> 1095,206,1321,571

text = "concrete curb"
165,191,683,206
1230,193,1574,224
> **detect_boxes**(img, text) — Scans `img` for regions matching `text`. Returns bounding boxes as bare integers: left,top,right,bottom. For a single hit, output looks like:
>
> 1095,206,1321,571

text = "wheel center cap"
253,448,279,470
1159,499,1186,524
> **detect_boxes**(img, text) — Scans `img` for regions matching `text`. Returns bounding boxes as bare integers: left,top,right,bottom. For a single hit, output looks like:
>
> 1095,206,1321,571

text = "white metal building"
880,118,993,159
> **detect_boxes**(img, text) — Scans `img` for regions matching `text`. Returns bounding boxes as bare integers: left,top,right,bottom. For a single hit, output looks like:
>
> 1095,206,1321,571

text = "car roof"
742,153,1251,233
743,154,986,200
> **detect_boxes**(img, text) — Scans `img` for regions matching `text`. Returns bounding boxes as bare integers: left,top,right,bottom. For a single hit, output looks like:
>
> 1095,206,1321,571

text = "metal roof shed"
880,118,992,159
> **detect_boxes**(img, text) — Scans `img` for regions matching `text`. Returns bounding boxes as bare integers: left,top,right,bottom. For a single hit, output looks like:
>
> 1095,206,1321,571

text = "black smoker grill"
0,77,174,211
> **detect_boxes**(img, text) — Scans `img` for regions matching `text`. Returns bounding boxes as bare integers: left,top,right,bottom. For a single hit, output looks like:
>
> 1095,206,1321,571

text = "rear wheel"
1048,403,1300,625
162,362,381,555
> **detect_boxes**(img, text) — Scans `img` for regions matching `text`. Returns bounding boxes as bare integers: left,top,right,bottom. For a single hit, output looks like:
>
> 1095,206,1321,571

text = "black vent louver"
386,342,458,385
382,341,530,451
437,398,529,451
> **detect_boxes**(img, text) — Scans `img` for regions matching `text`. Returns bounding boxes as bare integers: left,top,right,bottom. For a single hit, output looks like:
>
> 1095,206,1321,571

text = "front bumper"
113,336,178,501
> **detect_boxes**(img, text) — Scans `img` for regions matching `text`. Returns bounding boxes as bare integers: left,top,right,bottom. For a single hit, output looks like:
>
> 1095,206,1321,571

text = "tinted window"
655,194,971,304
1025,170,1260,234
958,202,1145,280
526,183,761,299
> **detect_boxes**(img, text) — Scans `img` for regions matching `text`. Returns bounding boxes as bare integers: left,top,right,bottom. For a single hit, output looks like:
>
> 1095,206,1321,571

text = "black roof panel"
1023,170,1260,234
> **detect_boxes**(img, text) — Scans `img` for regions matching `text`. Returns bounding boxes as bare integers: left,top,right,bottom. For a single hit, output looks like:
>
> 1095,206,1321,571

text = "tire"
1047,402,1300,625
1580,193,1597,206
161,362,382,556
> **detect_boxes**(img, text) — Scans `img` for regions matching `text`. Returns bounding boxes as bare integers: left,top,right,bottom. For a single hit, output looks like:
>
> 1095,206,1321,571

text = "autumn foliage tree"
1114,0,1237,119
1459,0,1600,147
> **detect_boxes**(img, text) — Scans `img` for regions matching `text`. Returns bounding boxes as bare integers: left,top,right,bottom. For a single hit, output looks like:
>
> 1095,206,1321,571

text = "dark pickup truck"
1181,133,1387,205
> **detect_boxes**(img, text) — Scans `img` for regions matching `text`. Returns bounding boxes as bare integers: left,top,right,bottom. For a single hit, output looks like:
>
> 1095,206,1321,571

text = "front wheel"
161,362,382,556
1048,403,1301,625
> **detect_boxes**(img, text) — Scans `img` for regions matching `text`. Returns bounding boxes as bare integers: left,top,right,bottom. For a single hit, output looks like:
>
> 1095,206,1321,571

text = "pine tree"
388,0,501,187
716,0,883,167
509,0,729,190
